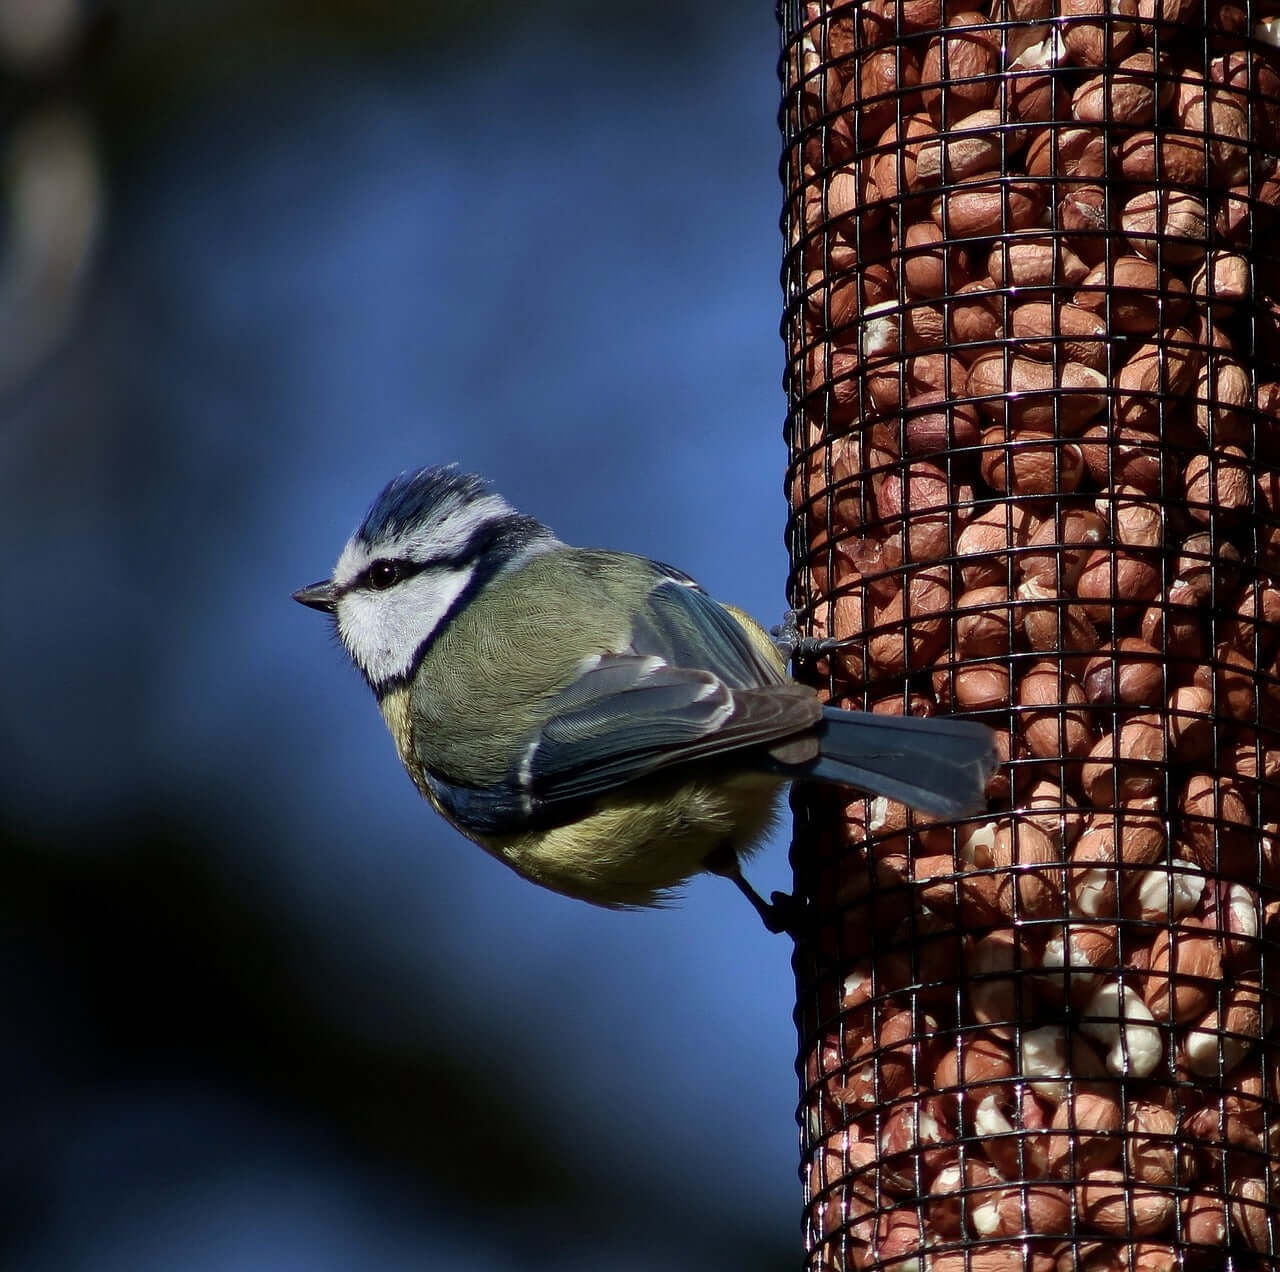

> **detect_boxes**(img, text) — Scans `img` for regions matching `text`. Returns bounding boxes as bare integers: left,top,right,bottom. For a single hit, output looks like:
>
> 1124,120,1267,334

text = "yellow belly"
480,770,786,908
379,683,787,908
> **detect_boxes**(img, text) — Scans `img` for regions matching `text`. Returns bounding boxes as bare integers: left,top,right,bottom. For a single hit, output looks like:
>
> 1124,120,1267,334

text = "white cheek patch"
337,565,475,687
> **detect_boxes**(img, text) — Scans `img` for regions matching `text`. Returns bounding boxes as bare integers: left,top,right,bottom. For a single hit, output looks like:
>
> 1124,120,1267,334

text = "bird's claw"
771,610,838,664
761,889,811,937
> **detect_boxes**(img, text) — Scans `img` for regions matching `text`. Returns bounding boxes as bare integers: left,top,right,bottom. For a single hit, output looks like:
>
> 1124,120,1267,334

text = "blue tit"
293,466,997,930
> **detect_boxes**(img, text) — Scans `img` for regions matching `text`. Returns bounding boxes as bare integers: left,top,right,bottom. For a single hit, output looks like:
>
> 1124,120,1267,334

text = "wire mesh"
778,0,1280,1267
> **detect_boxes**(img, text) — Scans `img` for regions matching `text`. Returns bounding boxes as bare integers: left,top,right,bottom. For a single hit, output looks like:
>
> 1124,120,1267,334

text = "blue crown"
356,465,488,546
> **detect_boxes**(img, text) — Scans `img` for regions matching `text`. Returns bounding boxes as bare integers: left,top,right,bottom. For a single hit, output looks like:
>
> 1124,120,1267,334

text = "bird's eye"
368,561,400,590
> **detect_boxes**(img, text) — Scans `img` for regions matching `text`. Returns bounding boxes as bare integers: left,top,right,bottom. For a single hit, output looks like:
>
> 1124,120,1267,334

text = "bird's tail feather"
789,708,997,819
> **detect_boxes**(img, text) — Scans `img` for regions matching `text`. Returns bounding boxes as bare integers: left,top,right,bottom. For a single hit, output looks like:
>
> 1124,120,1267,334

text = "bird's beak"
293,580,338,613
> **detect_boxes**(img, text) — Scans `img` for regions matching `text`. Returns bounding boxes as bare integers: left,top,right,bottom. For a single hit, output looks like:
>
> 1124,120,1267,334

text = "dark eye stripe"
340,511,547,607
349,518,516,594
336,558,427,597
370,559,426,587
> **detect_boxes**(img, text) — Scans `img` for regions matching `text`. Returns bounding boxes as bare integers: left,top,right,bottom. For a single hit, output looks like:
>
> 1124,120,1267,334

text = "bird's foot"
771,609,838,664
705,843,810,938
754,888,811,937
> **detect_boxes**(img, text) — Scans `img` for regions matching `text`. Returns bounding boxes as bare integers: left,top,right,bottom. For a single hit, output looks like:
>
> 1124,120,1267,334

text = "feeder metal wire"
778,0,1280,1266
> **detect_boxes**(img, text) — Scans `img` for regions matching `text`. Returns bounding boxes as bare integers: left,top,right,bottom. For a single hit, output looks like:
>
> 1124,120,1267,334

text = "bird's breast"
377,685,429,790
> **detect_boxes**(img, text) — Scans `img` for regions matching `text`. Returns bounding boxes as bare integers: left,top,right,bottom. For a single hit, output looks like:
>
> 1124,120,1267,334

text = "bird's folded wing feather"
525,573,815,798
628,568,790,689
423,576,818,834
527,658,819,803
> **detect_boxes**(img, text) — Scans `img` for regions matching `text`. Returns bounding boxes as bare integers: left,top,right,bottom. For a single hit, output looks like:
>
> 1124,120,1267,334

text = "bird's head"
293,465,556,694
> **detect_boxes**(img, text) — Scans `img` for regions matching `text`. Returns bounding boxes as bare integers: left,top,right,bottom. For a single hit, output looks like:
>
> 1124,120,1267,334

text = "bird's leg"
771,609,838,664
704,843,808,937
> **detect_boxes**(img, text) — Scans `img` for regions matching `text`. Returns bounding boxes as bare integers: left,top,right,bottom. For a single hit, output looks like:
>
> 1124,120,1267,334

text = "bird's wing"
524,655,820,802
424,573,818,835
631,564,791,689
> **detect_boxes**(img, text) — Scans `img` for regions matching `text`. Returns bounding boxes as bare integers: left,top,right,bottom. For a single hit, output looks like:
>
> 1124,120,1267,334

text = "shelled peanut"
783,0,1280,1267
801,877,1278,1267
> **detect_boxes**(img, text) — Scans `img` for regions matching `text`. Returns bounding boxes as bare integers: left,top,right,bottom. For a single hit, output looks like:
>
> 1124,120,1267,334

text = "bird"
293,466,997,931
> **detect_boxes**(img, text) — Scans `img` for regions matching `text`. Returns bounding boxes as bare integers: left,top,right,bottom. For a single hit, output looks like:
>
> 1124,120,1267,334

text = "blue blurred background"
0,2,802,1268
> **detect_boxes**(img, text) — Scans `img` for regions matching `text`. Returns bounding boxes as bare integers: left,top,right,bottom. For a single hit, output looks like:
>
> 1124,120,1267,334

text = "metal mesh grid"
778,0,1280,1266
